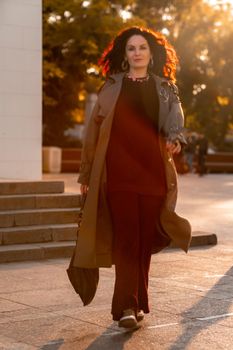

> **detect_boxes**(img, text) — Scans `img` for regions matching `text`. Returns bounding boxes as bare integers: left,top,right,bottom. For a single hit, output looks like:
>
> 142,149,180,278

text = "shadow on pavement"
169,266,233,349
40,338,64,350
85,323,141,350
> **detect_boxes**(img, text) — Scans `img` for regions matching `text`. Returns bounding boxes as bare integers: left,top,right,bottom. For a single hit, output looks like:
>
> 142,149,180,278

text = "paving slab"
0,314,106,349
0,174,232,349
155,320,233,350
0,335,37,350
1,244,233,349
0,298,30,313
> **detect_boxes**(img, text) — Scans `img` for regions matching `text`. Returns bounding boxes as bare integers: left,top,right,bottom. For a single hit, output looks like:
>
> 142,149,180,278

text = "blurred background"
43,0,233,153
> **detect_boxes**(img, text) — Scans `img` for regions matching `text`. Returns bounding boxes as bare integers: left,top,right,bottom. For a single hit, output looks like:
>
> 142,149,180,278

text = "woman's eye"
127,46,148,51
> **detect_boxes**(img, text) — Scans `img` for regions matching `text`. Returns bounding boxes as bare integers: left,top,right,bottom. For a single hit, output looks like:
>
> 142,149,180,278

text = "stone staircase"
0,181,218,263
0,181,79,263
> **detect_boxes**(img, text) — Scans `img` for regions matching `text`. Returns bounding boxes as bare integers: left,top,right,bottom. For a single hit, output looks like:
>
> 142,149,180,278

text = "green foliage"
173,1,233,149
43,0,233,150
43,0,142,146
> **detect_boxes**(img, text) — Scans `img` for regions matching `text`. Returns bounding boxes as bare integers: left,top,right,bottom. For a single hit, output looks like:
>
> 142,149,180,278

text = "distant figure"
184,132,197,173
197,133,208,176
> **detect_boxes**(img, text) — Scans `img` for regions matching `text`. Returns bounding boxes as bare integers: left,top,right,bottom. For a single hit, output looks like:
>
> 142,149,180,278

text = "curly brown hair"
99,26,178,83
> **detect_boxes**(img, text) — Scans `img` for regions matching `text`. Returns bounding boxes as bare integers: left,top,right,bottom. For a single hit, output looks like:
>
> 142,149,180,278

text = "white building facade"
0,0,42,180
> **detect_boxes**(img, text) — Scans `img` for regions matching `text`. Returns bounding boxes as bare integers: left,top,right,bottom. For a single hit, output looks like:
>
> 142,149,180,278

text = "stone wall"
0,0,42,179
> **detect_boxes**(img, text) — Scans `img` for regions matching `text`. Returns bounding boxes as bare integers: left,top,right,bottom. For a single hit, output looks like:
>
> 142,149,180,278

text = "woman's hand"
80,184,89,195
166,140,181,154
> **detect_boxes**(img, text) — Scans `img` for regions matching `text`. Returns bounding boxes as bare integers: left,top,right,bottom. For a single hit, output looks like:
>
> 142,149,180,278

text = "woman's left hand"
166,140,181,154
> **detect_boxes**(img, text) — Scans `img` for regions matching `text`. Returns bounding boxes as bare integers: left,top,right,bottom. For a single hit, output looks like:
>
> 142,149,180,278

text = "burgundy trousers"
107,191,164,321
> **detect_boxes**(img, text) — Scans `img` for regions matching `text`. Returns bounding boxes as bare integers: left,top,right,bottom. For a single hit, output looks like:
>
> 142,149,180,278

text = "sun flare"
203,0,233,17
204,0,233,8
204,0,232,4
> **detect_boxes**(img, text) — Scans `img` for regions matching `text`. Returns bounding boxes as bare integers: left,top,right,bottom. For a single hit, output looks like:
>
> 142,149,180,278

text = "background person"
74,26,191,329
184,131,197,173
197,133,209,176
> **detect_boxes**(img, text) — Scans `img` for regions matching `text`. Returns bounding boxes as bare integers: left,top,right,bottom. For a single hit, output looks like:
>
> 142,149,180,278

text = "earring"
121,59,128,71
149,57,154,69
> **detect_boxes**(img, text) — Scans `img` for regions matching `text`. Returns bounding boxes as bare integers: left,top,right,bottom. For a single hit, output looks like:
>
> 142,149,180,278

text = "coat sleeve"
78,80,112,185
164,83,187,145
78,100,101,185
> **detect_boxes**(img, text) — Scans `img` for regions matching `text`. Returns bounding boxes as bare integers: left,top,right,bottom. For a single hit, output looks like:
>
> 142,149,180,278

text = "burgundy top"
106,75,167,196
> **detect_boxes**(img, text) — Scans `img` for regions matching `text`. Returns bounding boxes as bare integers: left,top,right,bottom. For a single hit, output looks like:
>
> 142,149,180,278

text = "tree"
43,0,233,149
172,1,233,149
43,0,144,146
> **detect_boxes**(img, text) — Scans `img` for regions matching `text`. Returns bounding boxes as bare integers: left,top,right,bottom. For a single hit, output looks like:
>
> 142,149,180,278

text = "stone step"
0,193,81,211
170,231,218,249
0,231,218,263
0,223,78,245
0,241,75,263
0,208,79,228
190,231,218,246
0,181,64,195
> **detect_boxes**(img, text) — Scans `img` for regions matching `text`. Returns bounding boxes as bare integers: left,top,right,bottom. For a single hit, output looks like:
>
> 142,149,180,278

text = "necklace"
125,73,150,83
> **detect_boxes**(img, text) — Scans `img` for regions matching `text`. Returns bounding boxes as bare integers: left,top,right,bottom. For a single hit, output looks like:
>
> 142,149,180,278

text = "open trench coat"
73,73,192,268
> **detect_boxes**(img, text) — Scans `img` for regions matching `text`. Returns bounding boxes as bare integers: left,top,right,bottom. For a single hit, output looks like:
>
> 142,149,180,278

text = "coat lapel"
153,74,170,132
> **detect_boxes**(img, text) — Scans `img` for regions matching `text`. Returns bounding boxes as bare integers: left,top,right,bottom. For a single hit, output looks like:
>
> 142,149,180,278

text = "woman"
73,26,191,328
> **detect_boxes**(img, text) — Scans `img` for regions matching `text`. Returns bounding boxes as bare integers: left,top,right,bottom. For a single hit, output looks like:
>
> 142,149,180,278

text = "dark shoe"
136,310,144,322
118,309,138,328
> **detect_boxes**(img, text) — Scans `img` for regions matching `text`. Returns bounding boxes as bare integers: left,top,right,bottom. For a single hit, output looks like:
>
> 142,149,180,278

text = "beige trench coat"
73,73,192,268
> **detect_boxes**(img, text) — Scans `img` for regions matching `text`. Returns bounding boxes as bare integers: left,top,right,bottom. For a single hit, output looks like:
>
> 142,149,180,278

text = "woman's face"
125,34,151,72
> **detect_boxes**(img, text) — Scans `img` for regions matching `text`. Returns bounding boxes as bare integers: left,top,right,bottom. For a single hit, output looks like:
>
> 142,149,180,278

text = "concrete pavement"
0,173,232,349
1,245,233,349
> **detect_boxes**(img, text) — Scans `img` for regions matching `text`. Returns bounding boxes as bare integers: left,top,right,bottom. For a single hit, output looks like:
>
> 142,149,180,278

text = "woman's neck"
128,68,148,79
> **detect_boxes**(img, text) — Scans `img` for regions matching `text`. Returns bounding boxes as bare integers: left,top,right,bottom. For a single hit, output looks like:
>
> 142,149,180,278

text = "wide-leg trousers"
107,191,164,321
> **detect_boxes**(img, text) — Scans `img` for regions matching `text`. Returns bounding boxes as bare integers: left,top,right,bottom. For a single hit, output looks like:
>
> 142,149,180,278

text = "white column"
0,0,42,180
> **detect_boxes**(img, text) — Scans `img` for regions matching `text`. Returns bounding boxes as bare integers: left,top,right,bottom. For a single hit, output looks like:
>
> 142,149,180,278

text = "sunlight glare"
161,28,170,36
204,0,232,6
82,1,91,8
119,9,132,22
203,0,233,13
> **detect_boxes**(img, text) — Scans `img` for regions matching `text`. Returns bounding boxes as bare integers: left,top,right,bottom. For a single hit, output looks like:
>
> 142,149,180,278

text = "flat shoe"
137,310,144,322
118,309,138,328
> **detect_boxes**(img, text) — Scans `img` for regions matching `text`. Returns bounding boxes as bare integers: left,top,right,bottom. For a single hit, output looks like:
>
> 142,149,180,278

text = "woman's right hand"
166,140,181,154
80,184,89,195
